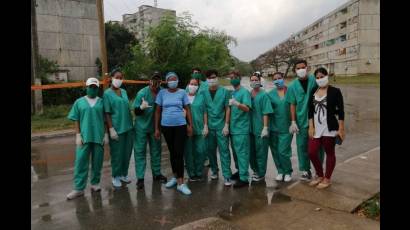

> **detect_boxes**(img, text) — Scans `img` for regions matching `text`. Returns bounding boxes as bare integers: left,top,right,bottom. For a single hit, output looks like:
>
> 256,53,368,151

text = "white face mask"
296,68,307,78
188,85,198,94
207,78,218,87
250,81,261,89
316,76,329,87
112,78,123,88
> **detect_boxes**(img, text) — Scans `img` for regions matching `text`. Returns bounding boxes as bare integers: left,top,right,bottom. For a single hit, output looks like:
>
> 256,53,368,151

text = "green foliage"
131,12,238,86
105,21,138,71
37,55,59,82
232,57,253,76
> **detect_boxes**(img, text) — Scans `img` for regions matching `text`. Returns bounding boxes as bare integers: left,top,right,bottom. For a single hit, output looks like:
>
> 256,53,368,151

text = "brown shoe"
316,181,331,189
309,177,323,186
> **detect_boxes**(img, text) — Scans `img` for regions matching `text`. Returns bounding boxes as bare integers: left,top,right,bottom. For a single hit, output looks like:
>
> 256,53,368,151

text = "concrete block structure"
122,5,176,43
255,0,379,76
35,0,101,81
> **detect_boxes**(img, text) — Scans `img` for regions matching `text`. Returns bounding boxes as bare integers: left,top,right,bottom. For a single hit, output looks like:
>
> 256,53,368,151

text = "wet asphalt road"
31,83,379,230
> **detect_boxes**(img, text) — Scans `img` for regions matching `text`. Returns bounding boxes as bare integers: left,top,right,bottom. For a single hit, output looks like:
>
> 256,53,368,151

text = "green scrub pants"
109,130,134,178
269,132,293,175
231,134,250,181
296,128,324,172
185,135,207,178
249,134,269,177
133,131,162,179
208,129,232,179
73,143,104,191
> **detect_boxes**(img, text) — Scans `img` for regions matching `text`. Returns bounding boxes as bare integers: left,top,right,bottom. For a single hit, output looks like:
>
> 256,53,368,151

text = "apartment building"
258,0,379,76
122,5,176,42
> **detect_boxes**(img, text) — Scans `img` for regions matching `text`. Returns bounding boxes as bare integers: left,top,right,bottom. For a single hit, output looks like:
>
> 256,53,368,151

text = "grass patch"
31,105,74,133
355,193,380,221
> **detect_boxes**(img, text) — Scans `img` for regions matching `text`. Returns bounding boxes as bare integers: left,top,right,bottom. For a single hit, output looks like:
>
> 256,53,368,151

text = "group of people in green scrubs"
66,59,329,199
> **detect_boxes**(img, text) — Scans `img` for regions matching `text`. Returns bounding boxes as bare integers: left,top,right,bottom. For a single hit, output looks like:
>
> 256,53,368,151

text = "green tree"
105,21,138,71
142,12,237,85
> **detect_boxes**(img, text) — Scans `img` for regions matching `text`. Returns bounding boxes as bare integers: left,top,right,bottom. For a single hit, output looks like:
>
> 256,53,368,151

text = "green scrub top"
190,92,207,135
68,96,105,145
250,90,273,136
204,86,230,130
103,88,133,134
268,88,291,134
285,74,318,129
230,86,252,135
132,86,161,133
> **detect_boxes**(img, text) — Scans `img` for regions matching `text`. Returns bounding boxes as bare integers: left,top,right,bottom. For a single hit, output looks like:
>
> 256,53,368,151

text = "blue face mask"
167,80,178,89
273,79,284,88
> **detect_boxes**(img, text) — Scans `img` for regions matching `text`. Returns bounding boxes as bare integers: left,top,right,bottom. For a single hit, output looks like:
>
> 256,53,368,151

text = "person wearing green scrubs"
186,72,209,95
203,69,233,186
66,78,108,200
133,72,168,190
104,69,134,188
286,60,324,181
184,78,208,182
228,70,252,188
249,74,273,182
268,72,293,182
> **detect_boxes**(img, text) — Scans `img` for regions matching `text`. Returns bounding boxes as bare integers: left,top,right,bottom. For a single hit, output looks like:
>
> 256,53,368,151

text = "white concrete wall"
35,0,101,81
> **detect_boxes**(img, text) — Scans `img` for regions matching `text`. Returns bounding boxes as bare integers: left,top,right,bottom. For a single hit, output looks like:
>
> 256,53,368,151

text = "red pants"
308,136,336,179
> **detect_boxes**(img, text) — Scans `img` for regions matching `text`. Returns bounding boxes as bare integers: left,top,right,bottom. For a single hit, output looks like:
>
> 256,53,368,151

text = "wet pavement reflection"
31,84,379,230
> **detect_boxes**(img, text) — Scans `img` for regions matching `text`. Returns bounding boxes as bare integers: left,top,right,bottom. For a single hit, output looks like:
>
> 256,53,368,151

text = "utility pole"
96,0,109,89
31,0,43,115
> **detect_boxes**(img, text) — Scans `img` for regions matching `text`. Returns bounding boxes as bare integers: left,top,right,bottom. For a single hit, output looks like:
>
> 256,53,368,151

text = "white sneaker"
120,176,131,184
284,174,292,182
224,178,232,186
66,190,84,200
275,174,284,181
112,177,122,188
251,175,265,182
210,172,218,180
91,184,101,192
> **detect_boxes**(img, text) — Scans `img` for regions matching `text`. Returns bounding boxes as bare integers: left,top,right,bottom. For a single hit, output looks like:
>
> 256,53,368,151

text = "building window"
340,34,347,42
340,7,348,14
326,39,335,46
340,21,347,29
328,26,337,34
339,48,346,55
314,44,319,49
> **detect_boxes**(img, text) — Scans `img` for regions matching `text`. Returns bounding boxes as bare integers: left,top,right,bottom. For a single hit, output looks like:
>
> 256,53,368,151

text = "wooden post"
96,0,109,89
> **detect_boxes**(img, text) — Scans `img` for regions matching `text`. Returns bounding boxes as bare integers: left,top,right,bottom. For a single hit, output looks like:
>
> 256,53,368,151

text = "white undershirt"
84,96,99,107
313,93,337,138
188,95,195,104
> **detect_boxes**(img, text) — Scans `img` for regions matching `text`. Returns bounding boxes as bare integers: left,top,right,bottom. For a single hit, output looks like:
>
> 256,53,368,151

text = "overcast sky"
104,0,349,62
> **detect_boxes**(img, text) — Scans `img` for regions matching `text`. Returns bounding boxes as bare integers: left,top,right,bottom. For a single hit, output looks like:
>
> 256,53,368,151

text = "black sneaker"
153,174,167,183
230,171,239,180
189,176,202,182
233,180,249,188
299,171,312,181
136,179,144,190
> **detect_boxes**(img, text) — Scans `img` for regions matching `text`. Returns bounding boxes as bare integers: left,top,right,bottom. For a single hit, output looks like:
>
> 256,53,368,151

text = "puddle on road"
217,187,292,221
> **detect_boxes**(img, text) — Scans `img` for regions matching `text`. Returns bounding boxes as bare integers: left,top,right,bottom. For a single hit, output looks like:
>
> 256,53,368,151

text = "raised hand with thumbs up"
140,97,152,110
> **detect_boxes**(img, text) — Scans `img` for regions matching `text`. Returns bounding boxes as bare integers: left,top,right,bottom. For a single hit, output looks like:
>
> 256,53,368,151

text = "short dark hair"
110,68,122,77
293,59,307,72
192,67,201,73
272,72,284,78
314,67,328,76
228,70,240,77
205,69,218,77
250,74,261,80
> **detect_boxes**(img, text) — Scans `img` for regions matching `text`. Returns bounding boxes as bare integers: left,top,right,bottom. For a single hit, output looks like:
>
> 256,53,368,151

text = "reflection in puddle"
218,188,291,221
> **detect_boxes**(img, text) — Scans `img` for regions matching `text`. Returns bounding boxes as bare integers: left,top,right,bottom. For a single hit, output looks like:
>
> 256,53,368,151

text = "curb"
31,130,75,141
